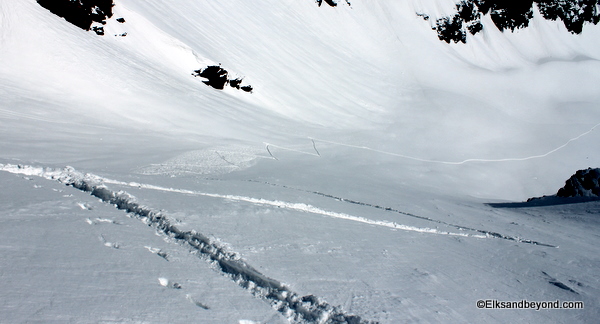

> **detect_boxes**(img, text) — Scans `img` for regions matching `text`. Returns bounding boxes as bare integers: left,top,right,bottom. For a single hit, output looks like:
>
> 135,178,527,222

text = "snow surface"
1,0,600,323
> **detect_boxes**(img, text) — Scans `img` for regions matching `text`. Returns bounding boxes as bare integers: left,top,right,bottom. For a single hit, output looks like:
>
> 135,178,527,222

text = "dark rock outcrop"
193,65,229,90
228,78,243,89
91,26,104,36
316,0,351,7
420,0,600,43
317,0,337,7
192,65,253,93
240,85,253,93
37,0,115,35
557,168,600,197
488,167,600,207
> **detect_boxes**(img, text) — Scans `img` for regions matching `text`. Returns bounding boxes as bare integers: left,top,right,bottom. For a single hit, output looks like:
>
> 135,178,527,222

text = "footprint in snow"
542,271,578,294
86,217,121,225
99,234,120,249
158,277,181,289
77,202,93,210
186,294,210,309
144,246,169,261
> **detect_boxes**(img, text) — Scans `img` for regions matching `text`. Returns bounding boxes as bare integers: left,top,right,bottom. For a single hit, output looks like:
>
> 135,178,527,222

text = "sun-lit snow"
1,0,600,323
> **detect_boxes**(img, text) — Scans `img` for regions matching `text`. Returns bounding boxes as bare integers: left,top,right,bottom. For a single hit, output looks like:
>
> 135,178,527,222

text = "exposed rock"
317,0,338,7
37,0,115,32
420,0,600,43
91,26,104,36
488,167,600,207
316,0,351,7
557,168,600,198
192,65,253,93
229,78,243,89
193,65,229,90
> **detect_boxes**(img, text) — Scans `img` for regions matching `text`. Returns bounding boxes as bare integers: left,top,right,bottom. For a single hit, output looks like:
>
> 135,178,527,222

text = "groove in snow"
0,163,372,324
101,178,485,239
310,122,600,165
243,180,557,248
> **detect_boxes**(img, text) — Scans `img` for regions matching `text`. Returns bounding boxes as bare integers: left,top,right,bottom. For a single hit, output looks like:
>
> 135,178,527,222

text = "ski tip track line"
264,143,278,160
103,176,487,239
0,163,556,247
310,122,600,165
0,163,373,324
246,179,557,248
263,142,320,158
311,139,321,157
0,163,555,246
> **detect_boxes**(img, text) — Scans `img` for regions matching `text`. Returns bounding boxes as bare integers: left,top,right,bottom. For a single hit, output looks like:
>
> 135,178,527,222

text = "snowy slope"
1,0,600,323
2,0,600,198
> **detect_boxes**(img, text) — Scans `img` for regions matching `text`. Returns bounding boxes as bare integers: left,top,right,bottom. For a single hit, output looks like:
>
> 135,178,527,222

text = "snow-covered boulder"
557,168,600,198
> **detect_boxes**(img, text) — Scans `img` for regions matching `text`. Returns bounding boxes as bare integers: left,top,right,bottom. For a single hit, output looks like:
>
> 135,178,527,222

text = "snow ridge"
0,164,371,324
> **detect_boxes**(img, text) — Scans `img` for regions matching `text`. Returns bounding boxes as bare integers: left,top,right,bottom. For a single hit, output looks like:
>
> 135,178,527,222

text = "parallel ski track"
242,180,557,247
0,164,372,324
310,121,600,164
0,162,557,324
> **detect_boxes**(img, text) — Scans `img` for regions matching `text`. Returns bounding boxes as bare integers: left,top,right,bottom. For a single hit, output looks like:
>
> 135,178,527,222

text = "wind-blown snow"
1,0,600,323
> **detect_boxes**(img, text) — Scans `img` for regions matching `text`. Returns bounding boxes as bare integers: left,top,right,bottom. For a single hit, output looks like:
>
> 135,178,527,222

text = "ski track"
3,163,469,238
0,162,557,323
0,163,372,324
243,180,557,248
307,122,599,165
0,163,556,246
264,142,320,159
102,178,486,239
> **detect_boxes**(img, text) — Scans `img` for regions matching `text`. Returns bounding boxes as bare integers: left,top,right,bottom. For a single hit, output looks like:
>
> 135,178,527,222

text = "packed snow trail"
0,164,369,324
0,164,557,243
103,181,486,239
0,162,559,323
0,163,556,244
65,170,505,239
95,176,557,246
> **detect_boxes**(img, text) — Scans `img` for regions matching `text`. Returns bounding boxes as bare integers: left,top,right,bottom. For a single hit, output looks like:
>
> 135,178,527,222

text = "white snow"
1,0,600,323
